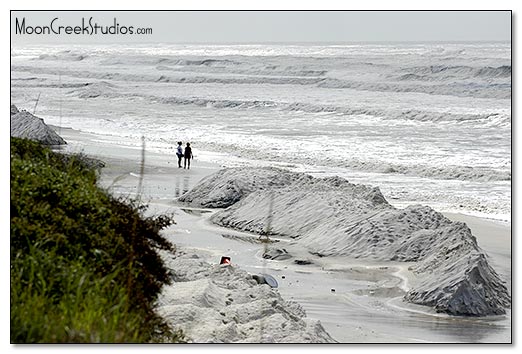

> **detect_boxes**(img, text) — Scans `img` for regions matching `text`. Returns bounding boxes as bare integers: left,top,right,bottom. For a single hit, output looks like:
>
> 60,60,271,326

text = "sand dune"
10,105,66,145
181,167,510,316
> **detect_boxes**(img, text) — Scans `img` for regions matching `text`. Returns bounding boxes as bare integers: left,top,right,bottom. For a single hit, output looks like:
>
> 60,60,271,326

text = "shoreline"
56,126,511,343
55,127,221,200
54,126,512,225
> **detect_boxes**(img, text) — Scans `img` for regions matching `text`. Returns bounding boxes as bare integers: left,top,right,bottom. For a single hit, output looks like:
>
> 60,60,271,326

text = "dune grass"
10,137,182,343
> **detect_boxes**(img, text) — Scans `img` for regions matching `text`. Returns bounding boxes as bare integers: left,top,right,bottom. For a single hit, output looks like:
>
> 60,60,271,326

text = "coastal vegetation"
10,137,182,343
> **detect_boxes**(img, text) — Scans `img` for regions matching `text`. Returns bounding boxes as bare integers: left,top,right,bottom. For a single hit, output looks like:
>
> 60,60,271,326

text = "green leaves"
10,137,181,343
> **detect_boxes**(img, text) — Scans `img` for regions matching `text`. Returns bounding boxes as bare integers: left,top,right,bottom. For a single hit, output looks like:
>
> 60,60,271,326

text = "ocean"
10,42,511,222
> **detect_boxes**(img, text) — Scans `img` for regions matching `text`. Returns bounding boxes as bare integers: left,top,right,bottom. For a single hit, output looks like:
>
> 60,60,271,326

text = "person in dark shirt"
184,142,193,169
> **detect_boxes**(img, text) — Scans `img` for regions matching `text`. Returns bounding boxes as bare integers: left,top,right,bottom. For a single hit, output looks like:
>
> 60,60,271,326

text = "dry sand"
56,128,512,343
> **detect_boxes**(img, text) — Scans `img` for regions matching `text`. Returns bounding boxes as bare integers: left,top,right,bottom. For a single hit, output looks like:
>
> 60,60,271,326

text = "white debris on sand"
155,249,335,343
10,105,66,145
180,167,511,316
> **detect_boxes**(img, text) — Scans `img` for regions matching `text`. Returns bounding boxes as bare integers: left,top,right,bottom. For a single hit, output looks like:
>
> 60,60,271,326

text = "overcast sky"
11,11,511,45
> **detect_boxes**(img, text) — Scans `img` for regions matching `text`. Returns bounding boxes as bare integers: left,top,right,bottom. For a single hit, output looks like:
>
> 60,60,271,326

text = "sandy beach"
56,127,511,343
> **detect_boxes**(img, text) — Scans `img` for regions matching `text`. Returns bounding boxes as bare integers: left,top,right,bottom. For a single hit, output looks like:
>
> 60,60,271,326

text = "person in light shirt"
176,141,183,168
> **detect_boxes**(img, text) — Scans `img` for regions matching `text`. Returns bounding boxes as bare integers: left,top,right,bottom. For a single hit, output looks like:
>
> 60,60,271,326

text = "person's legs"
187,158,191,169
184,157,187,169
178,155,182,168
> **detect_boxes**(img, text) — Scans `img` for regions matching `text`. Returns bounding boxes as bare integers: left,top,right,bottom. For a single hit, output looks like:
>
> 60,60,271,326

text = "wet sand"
58,128,512,343
55,127,220,201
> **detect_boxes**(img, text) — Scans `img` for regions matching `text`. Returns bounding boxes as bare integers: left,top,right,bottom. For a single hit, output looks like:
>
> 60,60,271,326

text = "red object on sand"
220,256,231,265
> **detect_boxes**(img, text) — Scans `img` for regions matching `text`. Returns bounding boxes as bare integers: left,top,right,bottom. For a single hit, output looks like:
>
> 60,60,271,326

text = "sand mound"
182,167,510,316
212,174,390,238
178,167,312,208
406,253,511,316
156,250,335,343
10,106,66,145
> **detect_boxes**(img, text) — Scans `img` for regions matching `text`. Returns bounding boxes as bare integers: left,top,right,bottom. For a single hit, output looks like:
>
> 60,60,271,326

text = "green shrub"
10,137,182,343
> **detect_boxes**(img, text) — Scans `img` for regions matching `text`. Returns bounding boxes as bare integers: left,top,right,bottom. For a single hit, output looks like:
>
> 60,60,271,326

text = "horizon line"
10,39,512,46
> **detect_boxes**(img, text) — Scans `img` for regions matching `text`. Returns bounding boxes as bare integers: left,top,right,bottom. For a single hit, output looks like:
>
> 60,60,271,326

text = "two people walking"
176,141,193,169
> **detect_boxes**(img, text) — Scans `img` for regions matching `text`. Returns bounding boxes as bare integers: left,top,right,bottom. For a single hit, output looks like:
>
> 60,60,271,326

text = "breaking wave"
35,50,89,61
202,141,511,182
60,84,511,127
403,65,511,79
283,102,511,126
317,78,511,99
345,159,511,182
